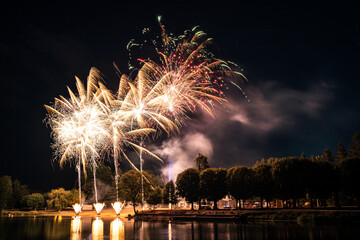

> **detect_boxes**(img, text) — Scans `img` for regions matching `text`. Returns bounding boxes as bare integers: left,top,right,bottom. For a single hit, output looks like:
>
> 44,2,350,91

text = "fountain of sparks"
72,203,82,215
94,203,105,215
44,69,110,215
112,201,125,215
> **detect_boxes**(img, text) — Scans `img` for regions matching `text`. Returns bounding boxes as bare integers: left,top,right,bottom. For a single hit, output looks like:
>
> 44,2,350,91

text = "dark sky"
1,1,359,191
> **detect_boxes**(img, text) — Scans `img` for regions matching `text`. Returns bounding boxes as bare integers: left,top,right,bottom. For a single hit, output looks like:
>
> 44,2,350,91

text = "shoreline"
0,207,135,219
2,208,360,223
135,209,360,223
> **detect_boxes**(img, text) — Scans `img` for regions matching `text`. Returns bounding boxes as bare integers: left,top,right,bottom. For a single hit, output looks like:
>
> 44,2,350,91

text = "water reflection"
70,216,81,240
2,216,360,239
92,217,104,240
168,221,172,240
43,216,70,239
110,218,125,240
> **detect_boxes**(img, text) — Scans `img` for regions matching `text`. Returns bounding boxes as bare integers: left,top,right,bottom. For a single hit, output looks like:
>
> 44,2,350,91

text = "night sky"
1,1,359,191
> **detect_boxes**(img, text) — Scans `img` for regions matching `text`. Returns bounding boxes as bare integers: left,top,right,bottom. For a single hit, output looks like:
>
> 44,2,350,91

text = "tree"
338,157,360,206
23,193,44,210
46,188,70,211
119,170,153,213
147,186,163,208
163,180,178,205
336,142,348,161
271,157,307,208
193,153,210,172
176,168,200,210
226,167,254,209
12,179,29,209
349,132,360,158
304,157,334,208
253,163,274,208
323,148,334,162
200,168,227,210
0,175,13,210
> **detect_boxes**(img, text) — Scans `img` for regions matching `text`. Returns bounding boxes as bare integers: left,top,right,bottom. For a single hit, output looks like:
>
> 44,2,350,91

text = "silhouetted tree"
163,180,178,205
12,179,29,209
349,132,360,158
336,142,348,161
200,168,227,210
305,157,334,208
253,163,274,208
0,175,13,210
338,157,360,207
271,157,307,208
176,168,200,210
323,148,334,162
226,167,254,209
194,153,210,172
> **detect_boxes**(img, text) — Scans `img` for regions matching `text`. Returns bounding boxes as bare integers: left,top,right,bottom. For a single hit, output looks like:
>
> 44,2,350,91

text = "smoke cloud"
153,132,213,182
151,80,334,182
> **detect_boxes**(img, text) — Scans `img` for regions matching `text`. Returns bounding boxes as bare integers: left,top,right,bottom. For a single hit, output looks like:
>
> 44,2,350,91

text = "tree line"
175,132,360,210
1,132,359,211
0,175,80,211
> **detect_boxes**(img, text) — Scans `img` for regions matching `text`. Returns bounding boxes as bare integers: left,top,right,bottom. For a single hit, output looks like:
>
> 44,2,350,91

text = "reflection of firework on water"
92,217,104,240
110,218,125,239
70,216,82,240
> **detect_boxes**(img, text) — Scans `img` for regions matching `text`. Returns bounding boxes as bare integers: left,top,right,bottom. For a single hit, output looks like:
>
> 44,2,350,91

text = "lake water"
1,216,360,239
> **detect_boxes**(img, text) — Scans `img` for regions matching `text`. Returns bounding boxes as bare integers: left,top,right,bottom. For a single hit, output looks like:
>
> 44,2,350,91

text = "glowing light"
110,218,125,240
44,68,110,203
92,217,104,240
70,216,81,240
72,203,82,215
94,203,105,215
168,221,172,240
112,201,125,215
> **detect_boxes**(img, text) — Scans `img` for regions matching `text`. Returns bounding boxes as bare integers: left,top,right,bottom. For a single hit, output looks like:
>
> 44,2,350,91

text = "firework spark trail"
45,68,110,204
45,67,166,204
96,75,162,199
111,68,180,206
45,19,247,207
129,17,248,128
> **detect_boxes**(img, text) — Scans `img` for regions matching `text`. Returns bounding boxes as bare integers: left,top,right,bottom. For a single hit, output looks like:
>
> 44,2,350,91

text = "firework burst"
128,16,247,126
44,68,110,204
45,18,247,212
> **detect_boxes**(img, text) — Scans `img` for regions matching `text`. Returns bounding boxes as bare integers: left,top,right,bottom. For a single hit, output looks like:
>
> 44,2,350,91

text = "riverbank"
2,208,360,223
135,209,360,223
0,207,135,219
